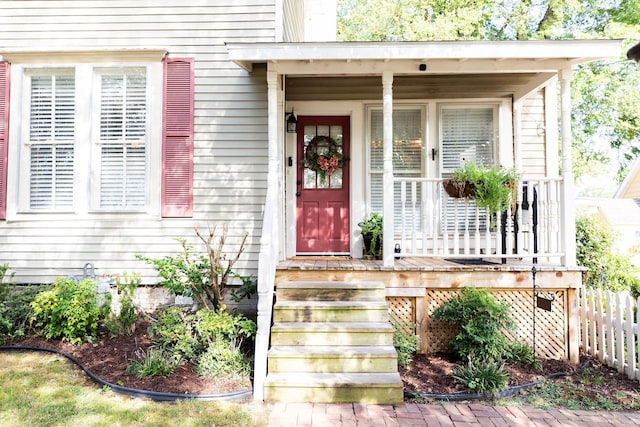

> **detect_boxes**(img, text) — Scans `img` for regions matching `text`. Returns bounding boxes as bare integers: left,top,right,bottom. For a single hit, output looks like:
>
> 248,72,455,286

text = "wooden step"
273,300,390,322
264,372,404,404
276,281,386,302
270,322,394,346
267,345,398,373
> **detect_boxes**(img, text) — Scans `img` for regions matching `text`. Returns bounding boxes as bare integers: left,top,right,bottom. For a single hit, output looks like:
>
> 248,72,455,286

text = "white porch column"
382,71,394,267
559,69,577,266
513,101,522,171
253,69,280,401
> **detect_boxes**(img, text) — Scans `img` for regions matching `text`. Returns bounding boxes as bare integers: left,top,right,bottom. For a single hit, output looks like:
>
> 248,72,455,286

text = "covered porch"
226,39,621,401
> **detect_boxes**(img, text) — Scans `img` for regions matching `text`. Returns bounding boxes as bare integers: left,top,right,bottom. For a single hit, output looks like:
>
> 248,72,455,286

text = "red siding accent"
0,62,9,220
162,58,194,217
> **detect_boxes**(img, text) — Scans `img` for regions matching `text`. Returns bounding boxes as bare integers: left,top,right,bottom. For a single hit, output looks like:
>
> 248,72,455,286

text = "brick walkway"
264,402,640,426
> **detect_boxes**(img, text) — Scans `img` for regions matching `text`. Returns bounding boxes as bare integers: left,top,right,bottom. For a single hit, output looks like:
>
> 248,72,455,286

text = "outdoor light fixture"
285,109,298,133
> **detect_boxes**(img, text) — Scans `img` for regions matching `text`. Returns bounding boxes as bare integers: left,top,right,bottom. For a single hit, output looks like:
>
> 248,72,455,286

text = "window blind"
28,73,75,209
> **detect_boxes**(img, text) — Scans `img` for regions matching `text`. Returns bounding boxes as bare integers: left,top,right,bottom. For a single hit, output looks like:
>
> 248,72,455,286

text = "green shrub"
0,285,51,344
148,307,199,360
392,321,420,368
147,305,256,378
196,338,252,378
104,273,139,336
432,287,513,363
125,348,182,378
576,213,640,296
31,278,110,344
137,226,250,311
453,359,509,394
194,305,256,346
504,341,539,368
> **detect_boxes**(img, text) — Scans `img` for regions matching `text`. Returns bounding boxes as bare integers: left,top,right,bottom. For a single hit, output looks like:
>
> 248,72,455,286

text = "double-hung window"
367,106,425,230
94,68,147,210
19,64,154,214
27,70,75,210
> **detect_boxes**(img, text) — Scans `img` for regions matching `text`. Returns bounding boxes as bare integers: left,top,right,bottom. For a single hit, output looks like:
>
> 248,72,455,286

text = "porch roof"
226,39,622,75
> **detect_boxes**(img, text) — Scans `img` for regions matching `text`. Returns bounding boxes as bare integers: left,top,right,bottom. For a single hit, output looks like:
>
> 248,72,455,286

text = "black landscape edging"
0,345,253,402
405,361,592,402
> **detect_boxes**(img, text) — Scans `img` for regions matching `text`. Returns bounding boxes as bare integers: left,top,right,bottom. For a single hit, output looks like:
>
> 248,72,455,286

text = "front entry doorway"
295,116,350,254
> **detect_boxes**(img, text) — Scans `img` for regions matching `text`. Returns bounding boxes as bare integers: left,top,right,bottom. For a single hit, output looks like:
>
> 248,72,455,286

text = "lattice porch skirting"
388,289,567,360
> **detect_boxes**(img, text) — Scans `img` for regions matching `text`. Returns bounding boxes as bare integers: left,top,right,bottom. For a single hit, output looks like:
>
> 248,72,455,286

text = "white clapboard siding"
521,91,547,177
0,1,276,285
283,0,304,42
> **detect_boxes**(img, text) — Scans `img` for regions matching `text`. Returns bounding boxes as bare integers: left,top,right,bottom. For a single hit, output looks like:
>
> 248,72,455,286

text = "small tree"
138,225,249,310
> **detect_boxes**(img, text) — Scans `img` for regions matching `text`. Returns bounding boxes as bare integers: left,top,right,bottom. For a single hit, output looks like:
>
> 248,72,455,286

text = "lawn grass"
0,352,267,427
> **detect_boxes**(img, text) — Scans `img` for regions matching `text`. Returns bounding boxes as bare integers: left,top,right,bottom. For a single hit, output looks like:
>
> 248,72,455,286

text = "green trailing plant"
137,225,249,311
432,287,513,363
449,162,520,215
31,278,110,345
104,273,140,336
453,359,509,394
392,320,420,368
358,212,383,257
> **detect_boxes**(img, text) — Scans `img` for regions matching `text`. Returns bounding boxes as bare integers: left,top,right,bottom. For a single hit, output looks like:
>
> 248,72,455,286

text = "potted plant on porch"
443,162,520,215
358,212,383,259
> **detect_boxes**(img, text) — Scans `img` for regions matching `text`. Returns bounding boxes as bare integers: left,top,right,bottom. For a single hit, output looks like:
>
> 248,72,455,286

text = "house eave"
0,48,168,64
226,39,623,75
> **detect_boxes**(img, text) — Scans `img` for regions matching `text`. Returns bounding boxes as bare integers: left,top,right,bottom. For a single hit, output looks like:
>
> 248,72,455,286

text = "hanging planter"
443,179,475,198
443,162,520,215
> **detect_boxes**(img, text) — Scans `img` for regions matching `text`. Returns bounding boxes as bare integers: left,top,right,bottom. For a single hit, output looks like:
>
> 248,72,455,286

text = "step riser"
273,307,389,323
271,331,393,346
264,386,403,404
268,356,398,373
276,288,386,302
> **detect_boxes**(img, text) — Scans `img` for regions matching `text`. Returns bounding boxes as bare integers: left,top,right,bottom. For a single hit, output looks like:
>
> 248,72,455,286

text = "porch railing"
392,177,565,261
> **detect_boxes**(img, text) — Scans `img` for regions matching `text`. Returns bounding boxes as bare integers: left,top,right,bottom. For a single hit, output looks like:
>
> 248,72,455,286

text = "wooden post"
559,69,577,266
382,70,394,267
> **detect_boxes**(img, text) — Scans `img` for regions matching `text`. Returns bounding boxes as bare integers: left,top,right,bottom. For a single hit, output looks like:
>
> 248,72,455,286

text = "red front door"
296,116,350,254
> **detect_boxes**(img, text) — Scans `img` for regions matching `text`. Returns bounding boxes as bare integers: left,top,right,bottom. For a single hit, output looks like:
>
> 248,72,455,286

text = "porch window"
440,105,498,232
19,65,153,213
367,106,424,226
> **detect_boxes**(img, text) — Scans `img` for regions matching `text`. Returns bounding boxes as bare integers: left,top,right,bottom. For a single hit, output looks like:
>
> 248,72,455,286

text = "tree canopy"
337,0,640,184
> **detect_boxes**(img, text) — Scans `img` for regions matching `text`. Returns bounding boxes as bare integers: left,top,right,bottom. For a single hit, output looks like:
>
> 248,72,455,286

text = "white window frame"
438,103,500,175
364,104,427,215
11,60,162,219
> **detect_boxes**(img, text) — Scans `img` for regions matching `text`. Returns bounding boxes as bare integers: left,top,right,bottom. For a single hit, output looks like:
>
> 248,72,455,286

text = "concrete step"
264,372,404,404
267,345,398,373
276,281,386,302
270,322,394,346
273,300,390,322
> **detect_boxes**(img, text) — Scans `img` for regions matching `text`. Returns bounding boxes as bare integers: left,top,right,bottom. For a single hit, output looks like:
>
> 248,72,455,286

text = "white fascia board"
227,40,623,72
267,58,592,76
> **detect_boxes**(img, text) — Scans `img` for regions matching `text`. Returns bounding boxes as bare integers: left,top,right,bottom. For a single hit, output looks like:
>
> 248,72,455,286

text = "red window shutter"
162,58,194,217
0,62,9,220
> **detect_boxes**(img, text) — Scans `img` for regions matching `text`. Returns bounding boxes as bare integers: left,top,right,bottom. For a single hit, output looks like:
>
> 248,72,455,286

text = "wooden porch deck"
276,256,583,361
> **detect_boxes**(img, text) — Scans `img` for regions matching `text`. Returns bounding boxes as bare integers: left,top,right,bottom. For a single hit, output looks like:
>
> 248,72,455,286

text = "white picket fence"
579,287,640,380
